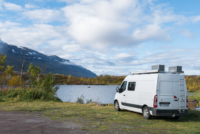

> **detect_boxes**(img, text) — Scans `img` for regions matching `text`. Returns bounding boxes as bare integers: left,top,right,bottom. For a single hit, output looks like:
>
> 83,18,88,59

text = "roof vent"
152,65,165,72
168,66,184,73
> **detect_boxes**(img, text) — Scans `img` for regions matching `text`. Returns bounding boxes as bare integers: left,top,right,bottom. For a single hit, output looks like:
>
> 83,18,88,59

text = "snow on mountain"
60,61,84,69
28,52,36,55
61,61,76,65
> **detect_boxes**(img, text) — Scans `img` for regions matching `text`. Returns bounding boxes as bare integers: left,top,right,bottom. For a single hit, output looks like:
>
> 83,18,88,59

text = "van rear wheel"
114,101,121,111
143,106,151,119
172,116,180,119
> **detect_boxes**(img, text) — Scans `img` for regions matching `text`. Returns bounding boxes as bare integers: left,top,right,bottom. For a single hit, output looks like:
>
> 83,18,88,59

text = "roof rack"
130,65,184,75
130,69,163,75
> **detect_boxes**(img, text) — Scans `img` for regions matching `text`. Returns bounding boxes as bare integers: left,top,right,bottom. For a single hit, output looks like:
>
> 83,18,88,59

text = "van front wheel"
143,106,151,119
114,101,121,111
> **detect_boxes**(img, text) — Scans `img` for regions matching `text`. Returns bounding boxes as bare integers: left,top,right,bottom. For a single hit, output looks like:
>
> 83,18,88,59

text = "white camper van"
114,65,188,119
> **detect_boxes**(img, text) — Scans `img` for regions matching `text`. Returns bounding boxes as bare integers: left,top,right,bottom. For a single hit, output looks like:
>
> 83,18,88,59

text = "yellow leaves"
185,76,200,92
68,75,72,79
5,65,14,76
80,77,84,81
0,54,6,71
9,76,21,87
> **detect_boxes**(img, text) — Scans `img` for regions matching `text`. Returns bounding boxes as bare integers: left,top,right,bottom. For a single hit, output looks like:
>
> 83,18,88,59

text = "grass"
188,91,200,106
0,99,200,134
0,88,200,133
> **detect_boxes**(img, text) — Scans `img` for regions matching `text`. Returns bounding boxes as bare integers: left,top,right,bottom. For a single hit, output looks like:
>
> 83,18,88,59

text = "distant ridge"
0,41,97,78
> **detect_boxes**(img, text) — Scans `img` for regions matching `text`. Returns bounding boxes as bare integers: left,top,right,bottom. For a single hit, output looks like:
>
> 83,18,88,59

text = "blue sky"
0,0,200,76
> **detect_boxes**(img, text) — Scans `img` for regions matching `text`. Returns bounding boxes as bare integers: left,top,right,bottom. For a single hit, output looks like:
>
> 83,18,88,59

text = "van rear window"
128,82,136,91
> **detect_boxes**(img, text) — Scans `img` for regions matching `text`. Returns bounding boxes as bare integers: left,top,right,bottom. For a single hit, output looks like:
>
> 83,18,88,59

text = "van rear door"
173,75,186,109
158,80,173,109
158,74,186,110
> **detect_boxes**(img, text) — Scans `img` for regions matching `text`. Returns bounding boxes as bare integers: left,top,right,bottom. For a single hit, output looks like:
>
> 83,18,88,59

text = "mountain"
0,40,97,78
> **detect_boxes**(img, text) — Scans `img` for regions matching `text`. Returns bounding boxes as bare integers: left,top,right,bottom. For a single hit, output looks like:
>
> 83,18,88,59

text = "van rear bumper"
150,108,188,116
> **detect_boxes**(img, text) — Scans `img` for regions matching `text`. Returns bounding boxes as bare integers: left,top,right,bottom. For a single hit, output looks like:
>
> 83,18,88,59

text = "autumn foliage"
185,75,200,92
54,74,126,85
9,76,21,87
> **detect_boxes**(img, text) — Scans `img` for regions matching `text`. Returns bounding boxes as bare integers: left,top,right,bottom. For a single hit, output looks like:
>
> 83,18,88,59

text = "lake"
56,85,199,105
56,85,120,104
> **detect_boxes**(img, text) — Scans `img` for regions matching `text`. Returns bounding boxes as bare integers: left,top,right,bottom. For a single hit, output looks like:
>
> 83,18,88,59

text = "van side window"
128,82,136,91
120,81,127,92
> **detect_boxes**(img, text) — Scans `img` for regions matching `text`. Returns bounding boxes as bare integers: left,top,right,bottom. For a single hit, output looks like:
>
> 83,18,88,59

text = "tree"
34,61,48,75
20,49,29,80
0,54,6,71
5,65,14,76
9,76,21,87
27,63,40,80
0,75,8,89
67,75,72,83
39,72,59,93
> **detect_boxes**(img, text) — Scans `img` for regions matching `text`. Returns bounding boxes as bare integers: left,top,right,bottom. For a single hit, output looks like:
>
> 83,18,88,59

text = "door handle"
123,95,126,96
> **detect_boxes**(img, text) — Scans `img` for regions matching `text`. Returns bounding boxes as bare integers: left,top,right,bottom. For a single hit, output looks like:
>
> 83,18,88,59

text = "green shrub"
0,88,62,102
76,95,85,104
86,99,93,104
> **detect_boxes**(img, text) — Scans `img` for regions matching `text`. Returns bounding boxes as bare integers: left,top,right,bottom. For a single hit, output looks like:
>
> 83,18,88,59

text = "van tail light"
174,96,178,101
153,95,157,108
186,96,188,108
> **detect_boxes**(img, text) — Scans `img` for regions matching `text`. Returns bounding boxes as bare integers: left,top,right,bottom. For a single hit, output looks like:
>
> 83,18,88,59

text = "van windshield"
121,81,127,92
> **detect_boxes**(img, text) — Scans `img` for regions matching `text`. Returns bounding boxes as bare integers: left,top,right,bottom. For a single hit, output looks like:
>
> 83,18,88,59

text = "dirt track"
0,111,91,134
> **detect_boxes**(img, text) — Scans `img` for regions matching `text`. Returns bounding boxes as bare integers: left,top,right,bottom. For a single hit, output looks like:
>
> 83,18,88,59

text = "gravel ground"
0,111,91,134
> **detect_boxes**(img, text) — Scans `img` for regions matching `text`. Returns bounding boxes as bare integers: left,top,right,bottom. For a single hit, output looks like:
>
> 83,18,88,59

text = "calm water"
56,85,120,104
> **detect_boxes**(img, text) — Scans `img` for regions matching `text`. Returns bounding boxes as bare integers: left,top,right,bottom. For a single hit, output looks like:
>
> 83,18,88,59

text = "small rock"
92,125,97,128
124,126,129,128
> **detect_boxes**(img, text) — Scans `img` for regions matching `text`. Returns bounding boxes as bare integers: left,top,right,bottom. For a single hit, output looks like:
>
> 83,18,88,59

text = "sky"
0,0,200,76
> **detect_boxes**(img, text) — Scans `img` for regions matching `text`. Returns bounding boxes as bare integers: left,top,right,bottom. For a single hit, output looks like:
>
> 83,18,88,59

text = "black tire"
114,101,121,111
143,106,151,119
172,116,180,119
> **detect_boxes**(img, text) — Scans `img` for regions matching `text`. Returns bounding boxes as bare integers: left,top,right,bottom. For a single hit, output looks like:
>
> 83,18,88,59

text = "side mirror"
116,87,120,92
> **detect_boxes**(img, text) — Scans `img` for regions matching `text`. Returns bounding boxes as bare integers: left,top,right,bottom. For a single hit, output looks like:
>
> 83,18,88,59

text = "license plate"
160,104,169,107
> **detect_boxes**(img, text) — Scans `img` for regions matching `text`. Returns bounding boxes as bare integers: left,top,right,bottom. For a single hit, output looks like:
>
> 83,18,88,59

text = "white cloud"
190,15,200,23
23,9,62,23
0,22,68,52
0,0,3,10
112,53,133,59
61,0,179,50
4,2,23,11
0,21,20,28
182,30,196,39
0,0,200,75
62,44,82,52
0,38,4,43
25,4,38,9
58,0,96,4
132,24,171,42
